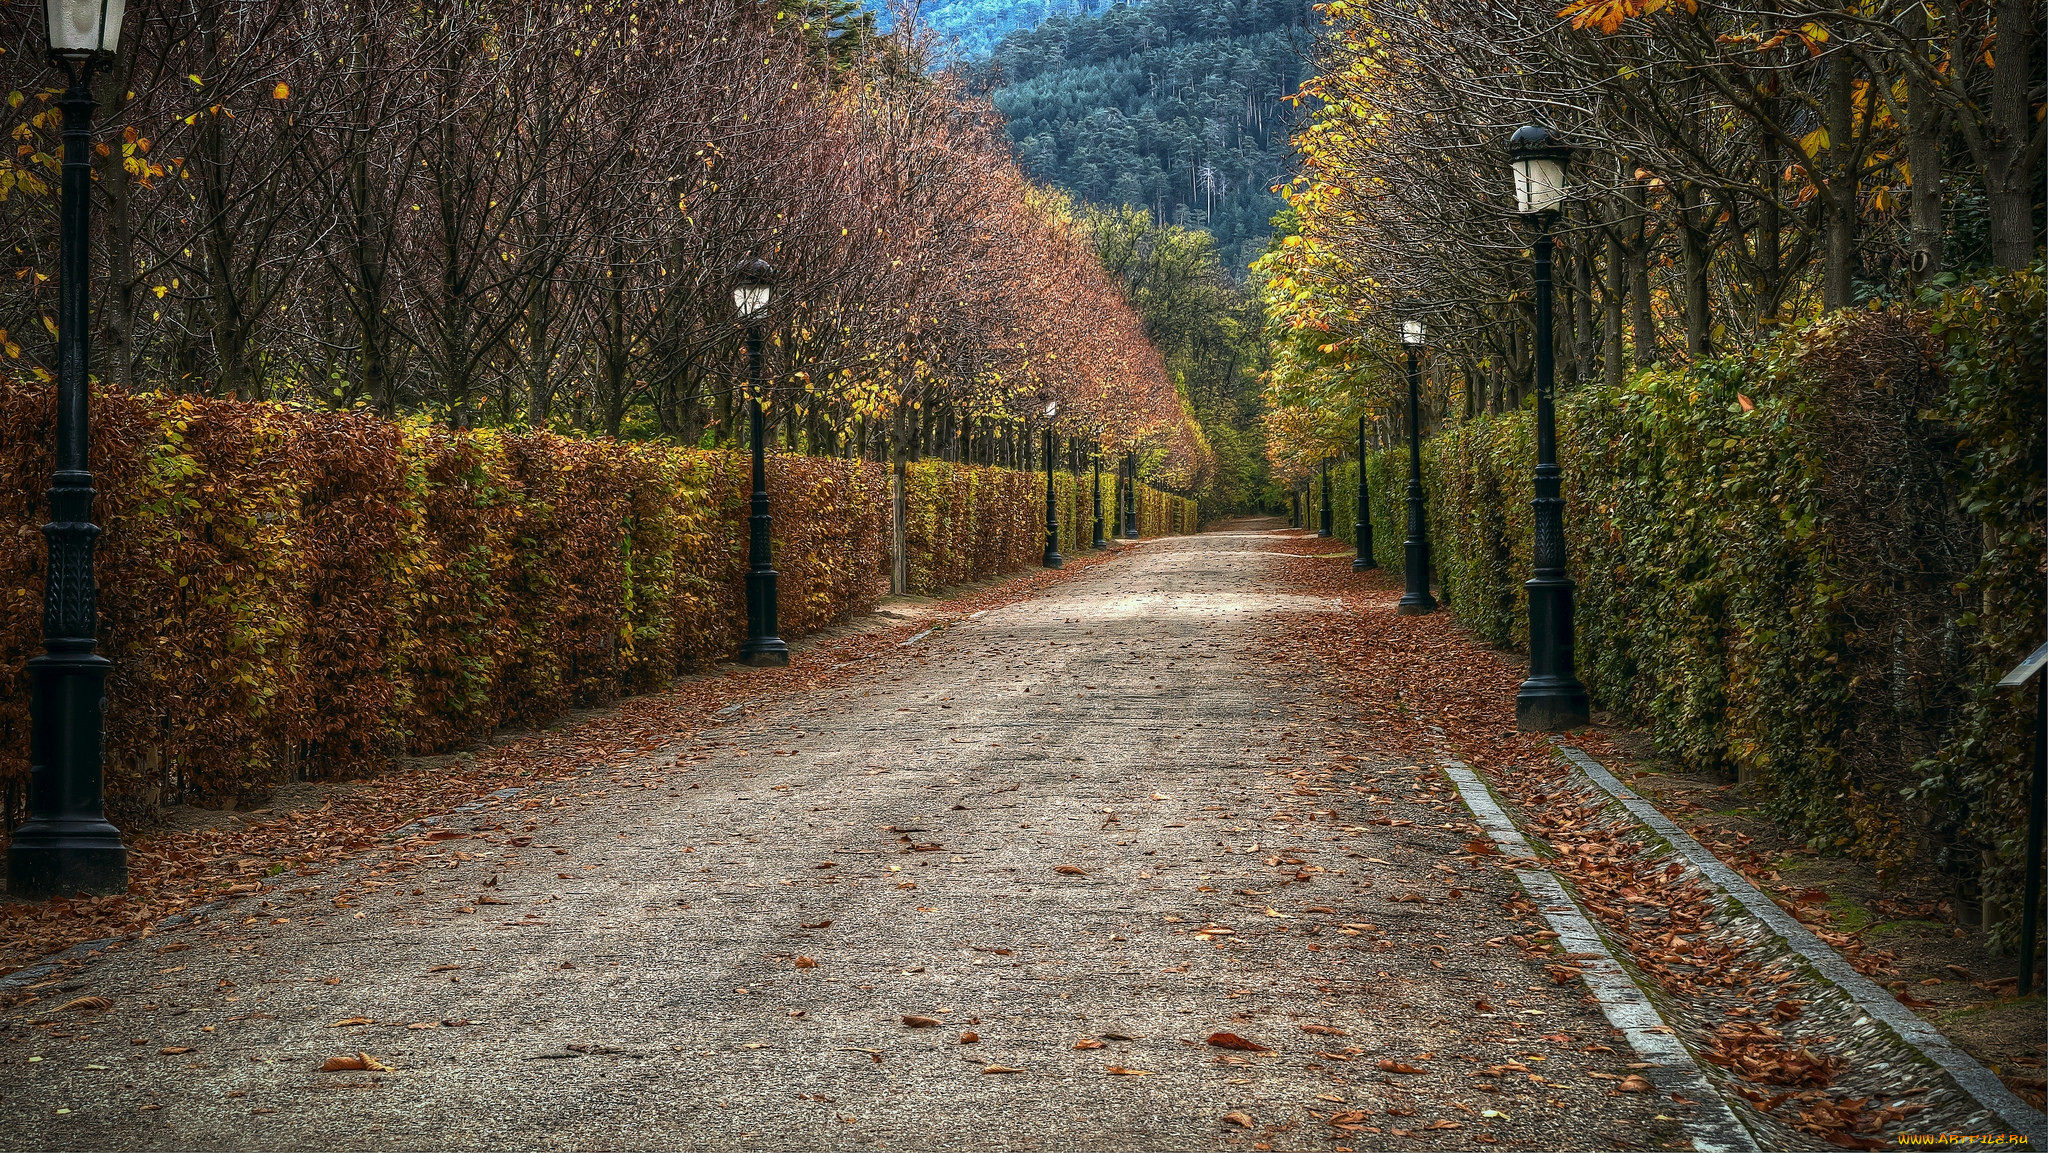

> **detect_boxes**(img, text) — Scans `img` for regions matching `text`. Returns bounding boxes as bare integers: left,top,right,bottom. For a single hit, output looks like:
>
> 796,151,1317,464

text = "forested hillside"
977,0,1313,274
900,0,1095,61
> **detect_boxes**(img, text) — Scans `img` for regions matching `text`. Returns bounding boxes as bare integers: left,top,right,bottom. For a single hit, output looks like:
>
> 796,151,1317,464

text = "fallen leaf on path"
57,996,112,1012
159,1046,192,1055
1618,1075,1653,1092
427,964,460,973
319,1052,392,1072
1222,1111,1255,1129
801,920,833,929
1074,1038,1105,1050
1207,1032,1270,1052
902,1016,943,1028
1104,1066,1151,1076
1300,1024,1347,1036
1053,866,1088,876
958,1031,979,1044
982,1064,1023,1074
1303,906,1336,914
794,957,818,968
1390,892,1426,903
1377,1059,1431,1074
327,1018,374,1028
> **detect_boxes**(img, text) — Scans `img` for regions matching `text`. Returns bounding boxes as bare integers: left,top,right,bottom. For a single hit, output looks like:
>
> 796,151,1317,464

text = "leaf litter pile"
1257,533,1995,1151
0,551,1121,989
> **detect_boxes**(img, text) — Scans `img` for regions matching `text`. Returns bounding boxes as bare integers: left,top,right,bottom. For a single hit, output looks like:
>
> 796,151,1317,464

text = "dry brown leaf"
1053,866,1088,876
1104,1066,1151,1076
318,1051,392,1072
1206,1031,1271,1052
1222,1111,1255,1129
901,1015,943,1028
1377,1059,1431,1074
327,1017,375,1028
159,1046,193,1055
1073,1038,1105,1050
1328,1110,1372,1125
794,957,818,969
958,1031,980,1044
57,995,112,1012
1618,1075,1653,1092
981,1064,1023,1074
1300,1024,1347,1036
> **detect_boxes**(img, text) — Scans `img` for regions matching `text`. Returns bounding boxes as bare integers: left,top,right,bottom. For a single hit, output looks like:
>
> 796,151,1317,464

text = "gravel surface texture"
0,524,1681,1151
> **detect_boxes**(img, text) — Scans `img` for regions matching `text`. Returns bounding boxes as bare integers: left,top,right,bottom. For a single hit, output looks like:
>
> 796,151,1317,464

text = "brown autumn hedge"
1,388,1197,826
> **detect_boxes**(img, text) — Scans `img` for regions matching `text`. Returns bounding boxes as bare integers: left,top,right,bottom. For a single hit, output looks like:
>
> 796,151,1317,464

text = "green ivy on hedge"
1312,271,2043,937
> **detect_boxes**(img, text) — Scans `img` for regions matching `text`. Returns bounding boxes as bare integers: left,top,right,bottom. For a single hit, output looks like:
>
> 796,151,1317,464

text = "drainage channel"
1558,744,2048,1146
1441,759,1762,1153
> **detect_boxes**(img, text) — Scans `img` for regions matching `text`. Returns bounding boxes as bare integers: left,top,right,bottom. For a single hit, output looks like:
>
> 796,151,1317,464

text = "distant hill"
971,0,1313,276
899,0,1101,62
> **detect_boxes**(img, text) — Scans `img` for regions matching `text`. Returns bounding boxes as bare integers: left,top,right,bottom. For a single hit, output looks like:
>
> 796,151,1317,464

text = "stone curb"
1442,760,1762,1153
1557,744,2048,1146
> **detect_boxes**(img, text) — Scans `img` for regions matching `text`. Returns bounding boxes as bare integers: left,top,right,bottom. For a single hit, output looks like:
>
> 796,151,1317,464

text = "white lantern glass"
46,0,124,58
1401,320,1425,347
733,284,770,320
1512,155,1567,216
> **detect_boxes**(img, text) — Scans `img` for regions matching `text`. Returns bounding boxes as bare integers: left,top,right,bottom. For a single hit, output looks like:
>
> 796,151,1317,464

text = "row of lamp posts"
6,0,1146,894
1303,124,1588,733
1,0,1570,910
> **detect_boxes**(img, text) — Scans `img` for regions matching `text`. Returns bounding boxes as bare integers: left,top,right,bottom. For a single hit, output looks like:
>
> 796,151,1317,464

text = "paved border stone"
1557,744,2048,1146
1441,759,1762,1153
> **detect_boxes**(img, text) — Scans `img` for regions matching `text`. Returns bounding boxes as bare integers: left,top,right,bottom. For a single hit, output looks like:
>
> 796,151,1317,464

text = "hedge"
1,390,1198,825
1313,271,2044,935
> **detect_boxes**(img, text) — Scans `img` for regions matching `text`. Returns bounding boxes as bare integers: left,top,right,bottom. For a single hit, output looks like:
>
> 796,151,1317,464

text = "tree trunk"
1754,127,1785,327
1603,214,1627,389
1822,51,1858,310
1982,0,2038,268
1679,182,1712,358
1904,2,1944,284
1573,229,1596,386
94,60,138,390
1628,178,1657,368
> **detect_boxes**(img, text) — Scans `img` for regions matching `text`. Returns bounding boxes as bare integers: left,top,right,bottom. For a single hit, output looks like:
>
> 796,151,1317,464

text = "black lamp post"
9,0,132,901
1041,402,1063,568
1318,458,1334,537
1397,320,1438,615
1122,451,1139,539
1352,416,1375,571
1509,124,1588,731
1091,448,1107,549
734,258,788,668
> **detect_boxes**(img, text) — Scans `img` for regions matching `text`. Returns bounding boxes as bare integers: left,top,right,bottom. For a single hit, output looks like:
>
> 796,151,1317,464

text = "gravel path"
0,524,1680,1151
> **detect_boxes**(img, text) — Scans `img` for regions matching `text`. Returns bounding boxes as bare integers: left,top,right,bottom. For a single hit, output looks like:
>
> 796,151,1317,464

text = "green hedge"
1315,272,2043,935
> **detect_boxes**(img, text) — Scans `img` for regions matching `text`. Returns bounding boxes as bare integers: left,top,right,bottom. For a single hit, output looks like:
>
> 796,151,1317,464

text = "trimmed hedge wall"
1,390,1198,823
1313,273,2044,933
